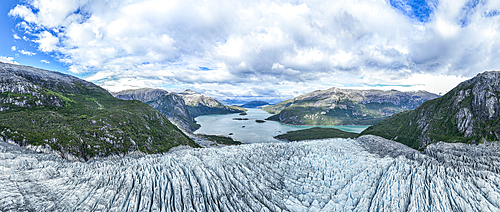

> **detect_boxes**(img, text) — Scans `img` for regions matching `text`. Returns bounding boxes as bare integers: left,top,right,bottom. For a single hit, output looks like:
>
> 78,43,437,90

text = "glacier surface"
1,136,500,211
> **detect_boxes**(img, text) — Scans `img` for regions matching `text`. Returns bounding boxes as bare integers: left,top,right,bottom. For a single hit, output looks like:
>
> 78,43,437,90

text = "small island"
274,127,358,142
233,118,249,120
255,120,266,123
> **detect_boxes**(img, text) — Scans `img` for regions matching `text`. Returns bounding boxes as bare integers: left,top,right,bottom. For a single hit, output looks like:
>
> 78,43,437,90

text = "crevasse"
1,136,500,211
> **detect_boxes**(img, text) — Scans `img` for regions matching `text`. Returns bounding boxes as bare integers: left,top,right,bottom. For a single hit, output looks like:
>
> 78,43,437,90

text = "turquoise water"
194,108,370,144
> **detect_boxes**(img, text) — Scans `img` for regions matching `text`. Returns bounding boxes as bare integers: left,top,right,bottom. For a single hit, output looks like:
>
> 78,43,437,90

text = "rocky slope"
240,100,269,108
263,87,439,125
0,62,197,161
178,89,245,117
361,71,500,149
113,88,199,132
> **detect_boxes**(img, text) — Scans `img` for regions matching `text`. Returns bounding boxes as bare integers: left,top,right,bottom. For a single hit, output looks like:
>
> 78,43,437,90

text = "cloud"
35,31,59,52
18,50,37,56
11,46,37,57
0,56,19,65
40,60,50,64
8,0,500,101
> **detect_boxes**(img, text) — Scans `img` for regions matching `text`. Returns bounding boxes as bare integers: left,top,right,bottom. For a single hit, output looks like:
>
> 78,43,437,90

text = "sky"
1,0,500,104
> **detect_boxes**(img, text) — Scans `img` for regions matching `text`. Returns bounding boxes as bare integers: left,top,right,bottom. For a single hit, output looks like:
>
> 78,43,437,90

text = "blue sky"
0,0,67,72
2,0,500,102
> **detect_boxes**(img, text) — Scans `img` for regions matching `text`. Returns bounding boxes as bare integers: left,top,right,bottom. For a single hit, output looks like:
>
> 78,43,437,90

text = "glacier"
2,136,500,211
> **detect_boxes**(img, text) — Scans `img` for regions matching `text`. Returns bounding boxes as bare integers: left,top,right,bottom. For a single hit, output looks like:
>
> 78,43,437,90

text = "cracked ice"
2,135,500,211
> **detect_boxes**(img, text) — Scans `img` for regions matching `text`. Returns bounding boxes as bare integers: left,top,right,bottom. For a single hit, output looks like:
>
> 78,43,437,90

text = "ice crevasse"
1,135,500,211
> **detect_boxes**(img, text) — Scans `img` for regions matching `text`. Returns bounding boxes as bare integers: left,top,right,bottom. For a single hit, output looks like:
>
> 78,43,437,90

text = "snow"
1,136,500,211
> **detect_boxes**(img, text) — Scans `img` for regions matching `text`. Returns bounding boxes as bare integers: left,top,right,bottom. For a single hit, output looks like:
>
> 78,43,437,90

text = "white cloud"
40,60,50,64
11,46,17,51
13,34,21,40
9,0,84,28
0,56,19,65
341,72,470,95
36,31,58,52
8,0,500,101
18,50,37,56
9,5,37,24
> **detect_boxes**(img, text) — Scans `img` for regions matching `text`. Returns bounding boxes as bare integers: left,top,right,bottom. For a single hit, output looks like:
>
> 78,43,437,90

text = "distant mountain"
361,71,500,149
0,62,197,161
178,89,246,117
221,98,283,106
263,87,439,125
113,88,199,132
240,100,269,108
219,99,248,106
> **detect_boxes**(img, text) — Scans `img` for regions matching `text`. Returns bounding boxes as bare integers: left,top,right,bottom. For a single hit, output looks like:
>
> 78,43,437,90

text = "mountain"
113,88,199,132
240,100,269,108
361,71,500,149
177,89,246,117
219,98,248,106
262,87,439,125
0,62,197,161
221,98,283,106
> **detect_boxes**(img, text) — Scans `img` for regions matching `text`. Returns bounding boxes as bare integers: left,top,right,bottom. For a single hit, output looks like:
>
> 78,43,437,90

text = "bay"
194,108,369,143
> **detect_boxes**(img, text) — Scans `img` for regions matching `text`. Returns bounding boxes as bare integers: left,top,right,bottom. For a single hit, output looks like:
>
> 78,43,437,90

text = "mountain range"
263,88,439,125
2,60,499,161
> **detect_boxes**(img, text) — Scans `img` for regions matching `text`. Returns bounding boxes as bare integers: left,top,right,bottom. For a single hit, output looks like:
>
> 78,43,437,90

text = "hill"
361,71,500,149
0,62,197,161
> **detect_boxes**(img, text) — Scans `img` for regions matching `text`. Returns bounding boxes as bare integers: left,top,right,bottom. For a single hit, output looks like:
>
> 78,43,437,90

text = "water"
194,108,369,143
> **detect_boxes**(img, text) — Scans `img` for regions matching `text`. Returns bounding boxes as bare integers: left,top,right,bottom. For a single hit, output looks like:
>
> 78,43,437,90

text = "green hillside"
0,62,197,160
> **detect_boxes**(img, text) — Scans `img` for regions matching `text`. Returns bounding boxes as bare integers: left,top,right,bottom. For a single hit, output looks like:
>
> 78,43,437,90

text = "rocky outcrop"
0,62,197,161
361,71,500,149
113,88,199,132
263,87,439,125
178,89,245,117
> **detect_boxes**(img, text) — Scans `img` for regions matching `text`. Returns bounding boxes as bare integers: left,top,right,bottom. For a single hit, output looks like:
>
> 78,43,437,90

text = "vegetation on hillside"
0,64,198,160
198,134,242,145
